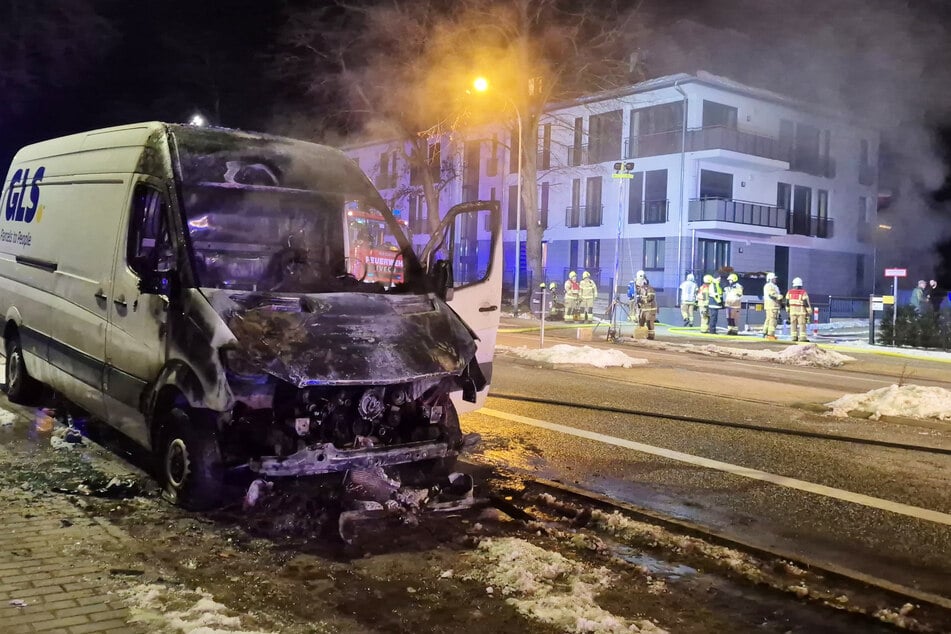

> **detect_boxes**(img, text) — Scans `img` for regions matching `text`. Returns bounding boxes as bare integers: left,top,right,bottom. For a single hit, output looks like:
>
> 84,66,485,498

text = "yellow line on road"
478,407,951,527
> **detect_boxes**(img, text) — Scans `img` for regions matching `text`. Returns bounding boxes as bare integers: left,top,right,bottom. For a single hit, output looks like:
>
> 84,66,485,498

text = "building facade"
345,71,880,303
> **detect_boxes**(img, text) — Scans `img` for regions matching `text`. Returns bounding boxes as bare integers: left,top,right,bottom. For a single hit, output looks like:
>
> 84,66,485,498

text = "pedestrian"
762,272,783,341
679,273,698,327
564,271,581,322
927,280,944,313
911,280,926,315
636,276,658,340
698,274,712,333
724,272,743,335
579,271,598,322
707,273,724,334
785,277,812,342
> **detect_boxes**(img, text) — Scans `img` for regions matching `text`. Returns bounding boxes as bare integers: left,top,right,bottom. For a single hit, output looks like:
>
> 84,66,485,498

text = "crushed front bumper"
250,440,454,477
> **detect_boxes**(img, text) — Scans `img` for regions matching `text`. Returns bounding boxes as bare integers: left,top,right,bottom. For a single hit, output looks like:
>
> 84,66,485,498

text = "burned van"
0,122,501,509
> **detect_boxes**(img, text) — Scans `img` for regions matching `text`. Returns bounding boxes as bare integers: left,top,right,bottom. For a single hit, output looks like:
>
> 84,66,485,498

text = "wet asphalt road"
463,332,951,598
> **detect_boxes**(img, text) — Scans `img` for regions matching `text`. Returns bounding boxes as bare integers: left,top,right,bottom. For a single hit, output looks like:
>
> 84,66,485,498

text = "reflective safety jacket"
707,280,724,308
697,283,710,308
763,282,783,311
637,284,657,315
724,282,743,309
564,278,581,300
679,280,698,305
785,287,811,316
580,278,598,300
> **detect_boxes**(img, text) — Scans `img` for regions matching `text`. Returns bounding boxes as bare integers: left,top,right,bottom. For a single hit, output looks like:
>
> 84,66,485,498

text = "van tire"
5,332,42,404
159,407,224,510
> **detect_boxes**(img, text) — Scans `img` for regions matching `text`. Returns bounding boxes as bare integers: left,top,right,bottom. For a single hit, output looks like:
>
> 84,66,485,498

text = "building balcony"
629,199,669,224
789,213,835,238
624,125,791,165
688,198,788,236
565,204,603,228
790,154,836,178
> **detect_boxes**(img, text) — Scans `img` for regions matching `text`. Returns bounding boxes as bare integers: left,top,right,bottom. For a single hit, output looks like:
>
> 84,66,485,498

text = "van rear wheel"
160,408,224,510
5,332,42,404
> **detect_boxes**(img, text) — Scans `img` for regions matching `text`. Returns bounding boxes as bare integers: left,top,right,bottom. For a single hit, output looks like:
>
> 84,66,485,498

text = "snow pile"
639,341,854,368
498,344,648,368
123,583,273,634
826,384,951,421
469,537,666,633
0,408,16,427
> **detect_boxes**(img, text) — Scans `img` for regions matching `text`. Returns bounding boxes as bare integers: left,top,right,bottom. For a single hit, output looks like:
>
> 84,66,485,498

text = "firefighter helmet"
766,272,777,281
792,277,803,287
728,273,739,283
582,271,591,279
687,273,695,282
636,269,645,279
569,271,577,279
703,274,713,283
539,282,546,288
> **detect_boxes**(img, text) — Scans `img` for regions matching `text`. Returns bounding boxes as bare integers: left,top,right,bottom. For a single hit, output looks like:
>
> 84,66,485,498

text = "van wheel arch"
4,323,42,403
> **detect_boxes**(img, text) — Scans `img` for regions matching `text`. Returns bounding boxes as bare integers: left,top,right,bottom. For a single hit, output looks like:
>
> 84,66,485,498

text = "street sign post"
883,268,906,346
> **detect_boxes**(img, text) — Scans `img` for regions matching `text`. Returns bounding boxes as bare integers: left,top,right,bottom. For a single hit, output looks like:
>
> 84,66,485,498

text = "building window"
509,129,519,174
790,185,812,235
627,102,683,158
376,151,397,189
583,239,600,270
859,196,870,223
483,188,497,231
487,134,499,176
702,100,738,129
644,170,668,223
699,169,733,199
540,182,549,229
588,110,622,163
584,176,603,226
507,184,524,230
777,182,792,210
569,240,579,270
462,140,480,202
570,117,584,166
540,124,552,170
428,143,441,182
697,238,730,274
627,171,644,223
643,238,665,270
408,195,426,233
566,178,581,228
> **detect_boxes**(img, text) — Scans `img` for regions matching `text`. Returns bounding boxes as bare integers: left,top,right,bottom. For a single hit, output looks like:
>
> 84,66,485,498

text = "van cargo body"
0,122,502,509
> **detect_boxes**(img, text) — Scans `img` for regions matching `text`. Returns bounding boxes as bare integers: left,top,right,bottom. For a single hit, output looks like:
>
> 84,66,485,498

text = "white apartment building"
345,71,880,304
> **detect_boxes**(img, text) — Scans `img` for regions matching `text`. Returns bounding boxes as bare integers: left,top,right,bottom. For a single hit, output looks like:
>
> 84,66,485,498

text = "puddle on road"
613,545,698,580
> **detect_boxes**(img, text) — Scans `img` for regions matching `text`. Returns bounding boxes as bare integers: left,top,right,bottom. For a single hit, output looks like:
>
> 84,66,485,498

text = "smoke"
643,0,951,279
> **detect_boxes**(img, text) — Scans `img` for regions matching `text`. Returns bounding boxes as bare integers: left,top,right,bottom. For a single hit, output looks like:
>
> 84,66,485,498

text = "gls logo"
4,166,46,223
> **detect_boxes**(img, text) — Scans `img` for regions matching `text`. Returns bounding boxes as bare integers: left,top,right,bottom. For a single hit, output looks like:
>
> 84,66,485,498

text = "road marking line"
478,407,951,527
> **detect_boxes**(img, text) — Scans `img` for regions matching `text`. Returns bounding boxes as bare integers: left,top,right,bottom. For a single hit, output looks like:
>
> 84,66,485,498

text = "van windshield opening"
169,126,420,293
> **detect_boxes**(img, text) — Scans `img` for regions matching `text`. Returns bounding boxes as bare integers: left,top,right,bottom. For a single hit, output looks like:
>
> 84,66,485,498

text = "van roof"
11,121,168,164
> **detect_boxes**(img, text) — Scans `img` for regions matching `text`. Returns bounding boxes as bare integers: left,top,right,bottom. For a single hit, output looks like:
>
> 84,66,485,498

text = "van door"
103,180,172,446
429,201,502,413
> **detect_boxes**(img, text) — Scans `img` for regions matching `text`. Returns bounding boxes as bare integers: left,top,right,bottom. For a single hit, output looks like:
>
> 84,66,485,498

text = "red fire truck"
346,204,411,285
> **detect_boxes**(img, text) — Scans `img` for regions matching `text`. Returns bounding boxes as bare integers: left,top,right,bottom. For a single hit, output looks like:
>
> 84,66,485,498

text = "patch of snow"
826,385,951,421
0,408,17,427
634,340,854,368
498,344,648,368
827,339,951,361
468,537,667,633
122,583,274,634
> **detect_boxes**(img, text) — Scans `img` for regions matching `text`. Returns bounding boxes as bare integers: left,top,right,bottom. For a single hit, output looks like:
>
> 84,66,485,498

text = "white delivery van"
0,122,501,508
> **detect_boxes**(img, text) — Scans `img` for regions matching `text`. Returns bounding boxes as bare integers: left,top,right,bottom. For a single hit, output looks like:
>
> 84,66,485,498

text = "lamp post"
473,77,523,315
611,162,635,339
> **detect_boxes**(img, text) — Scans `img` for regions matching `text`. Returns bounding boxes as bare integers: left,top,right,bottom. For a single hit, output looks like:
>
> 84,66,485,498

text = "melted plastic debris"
826,384,951,421
498,344,648,368
467,537,667,633
0,408,17,427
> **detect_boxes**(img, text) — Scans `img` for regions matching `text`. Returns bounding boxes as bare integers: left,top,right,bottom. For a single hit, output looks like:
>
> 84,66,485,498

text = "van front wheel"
5,333,42,404
160,408,224,510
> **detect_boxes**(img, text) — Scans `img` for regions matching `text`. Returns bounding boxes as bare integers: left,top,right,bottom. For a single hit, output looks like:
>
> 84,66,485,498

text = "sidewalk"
0,442,144,633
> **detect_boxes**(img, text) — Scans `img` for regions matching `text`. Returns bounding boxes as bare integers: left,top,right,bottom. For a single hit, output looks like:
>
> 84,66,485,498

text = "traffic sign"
884,268,907,277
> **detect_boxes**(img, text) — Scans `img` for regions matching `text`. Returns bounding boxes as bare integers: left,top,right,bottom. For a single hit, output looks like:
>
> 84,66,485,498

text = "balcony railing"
859,162,875,186
565,204,603,228
624,125,790,162
568,145,588,167
630,199,669,224
790,154,836,178
689,198,788,230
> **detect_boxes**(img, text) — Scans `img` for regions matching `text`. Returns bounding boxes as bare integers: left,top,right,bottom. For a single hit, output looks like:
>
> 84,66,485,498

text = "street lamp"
611,162,635,340
189,113,207,127
473,77,523,315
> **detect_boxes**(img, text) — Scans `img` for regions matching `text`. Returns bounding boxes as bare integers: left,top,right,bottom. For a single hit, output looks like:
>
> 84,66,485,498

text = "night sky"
2,0,950,282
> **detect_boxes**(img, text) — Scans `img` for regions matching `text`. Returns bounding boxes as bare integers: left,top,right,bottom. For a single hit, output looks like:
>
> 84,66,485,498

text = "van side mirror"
138,268,180,296
431,259,454,301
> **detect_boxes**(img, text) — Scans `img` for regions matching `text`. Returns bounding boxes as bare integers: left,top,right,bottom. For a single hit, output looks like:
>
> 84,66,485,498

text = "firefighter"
627,279,638,321
762,272,783,341
785,277,812,342
707,274,724,334
679,273,698,327
548,281,560,316
724,273,743,335
564,271,581,321
698,274,712,333
579,271,598,322
636,276,658,339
